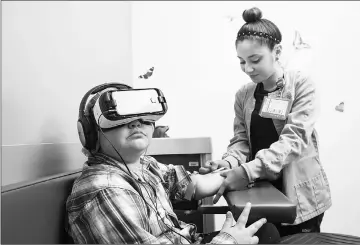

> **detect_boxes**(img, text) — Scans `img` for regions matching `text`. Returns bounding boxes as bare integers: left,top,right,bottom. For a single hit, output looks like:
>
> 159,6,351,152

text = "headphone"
77,83,132,151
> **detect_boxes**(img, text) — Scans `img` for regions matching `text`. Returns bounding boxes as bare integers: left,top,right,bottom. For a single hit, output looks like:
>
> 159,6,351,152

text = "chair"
1,171,81,244
1,170,293,244
5,169,358,244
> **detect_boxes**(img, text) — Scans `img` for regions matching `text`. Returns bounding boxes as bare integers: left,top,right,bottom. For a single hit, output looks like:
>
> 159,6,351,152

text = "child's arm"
146,156,227,202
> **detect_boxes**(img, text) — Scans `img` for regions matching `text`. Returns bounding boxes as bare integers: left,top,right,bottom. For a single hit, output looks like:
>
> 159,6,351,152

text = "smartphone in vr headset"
93,88,167,129
113,89,165,115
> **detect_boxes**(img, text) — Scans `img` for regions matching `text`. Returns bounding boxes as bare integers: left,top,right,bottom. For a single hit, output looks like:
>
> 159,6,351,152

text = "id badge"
259,96,291,120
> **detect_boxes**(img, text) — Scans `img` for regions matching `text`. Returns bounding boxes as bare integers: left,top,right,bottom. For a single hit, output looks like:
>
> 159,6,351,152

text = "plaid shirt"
66,153,236,244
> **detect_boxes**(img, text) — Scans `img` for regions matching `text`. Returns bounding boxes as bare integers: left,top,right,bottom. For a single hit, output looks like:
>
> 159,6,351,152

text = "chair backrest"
1,171,81,244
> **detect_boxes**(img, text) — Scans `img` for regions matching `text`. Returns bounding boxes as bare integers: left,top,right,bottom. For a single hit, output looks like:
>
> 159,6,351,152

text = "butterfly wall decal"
138,67,154,79
335,102,344,112
293,30,311,49
282,30,313,75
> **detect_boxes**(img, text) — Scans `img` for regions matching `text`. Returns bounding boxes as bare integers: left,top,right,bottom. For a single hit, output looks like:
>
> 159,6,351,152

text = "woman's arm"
222,86,251,168
242,72,319,182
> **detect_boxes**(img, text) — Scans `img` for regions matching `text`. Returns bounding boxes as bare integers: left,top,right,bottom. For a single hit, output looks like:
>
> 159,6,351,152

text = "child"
66,83,266,244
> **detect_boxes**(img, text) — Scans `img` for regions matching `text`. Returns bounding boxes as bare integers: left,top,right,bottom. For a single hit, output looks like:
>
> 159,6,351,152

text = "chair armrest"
197,205,230,214
224,181,297,224
172,199,200,210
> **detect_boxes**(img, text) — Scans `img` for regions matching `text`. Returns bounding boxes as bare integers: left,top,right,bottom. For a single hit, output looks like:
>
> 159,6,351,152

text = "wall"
2,0,359,237
1,1,133,185
131,1,360,237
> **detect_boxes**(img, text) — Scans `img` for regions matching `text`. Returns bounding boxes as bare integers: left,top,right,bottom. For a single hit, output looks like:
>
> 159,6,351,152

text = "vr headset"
77,83,168,150
93,87,167,129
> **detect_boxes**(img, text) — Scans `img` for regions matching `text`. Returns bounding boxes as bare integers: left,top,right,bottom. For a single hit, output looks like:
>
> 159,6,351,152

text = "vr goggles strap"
84,88,116,116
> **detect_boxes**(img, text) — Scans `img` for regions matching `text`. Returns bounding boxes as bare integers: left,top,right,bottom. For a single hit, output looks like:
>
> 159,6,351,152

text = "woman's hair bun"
242,7,262,23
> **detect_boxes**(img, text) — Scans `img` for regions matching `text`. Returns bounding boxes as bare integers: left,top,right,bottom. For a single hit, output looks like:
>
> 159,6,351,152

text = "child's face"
99,119,154,156
236,39,277,84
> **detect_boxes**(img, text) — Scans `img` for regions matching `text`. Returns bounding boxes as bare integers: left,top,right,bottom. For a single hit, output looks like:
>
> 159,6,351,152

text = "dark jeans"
200,231,220,244
274,213,324,237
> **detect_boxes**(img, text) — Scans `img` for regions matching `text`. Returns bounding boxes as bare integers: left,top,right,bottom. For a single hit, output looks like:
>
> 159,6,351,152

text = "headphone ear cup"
77,120,87,148
77,114,98,151
86,113,98,150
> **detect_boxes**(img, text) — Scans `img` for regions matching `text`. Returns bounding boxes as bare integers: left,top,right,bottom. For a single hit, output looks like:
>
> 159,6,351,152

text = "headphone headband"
77,82,132,151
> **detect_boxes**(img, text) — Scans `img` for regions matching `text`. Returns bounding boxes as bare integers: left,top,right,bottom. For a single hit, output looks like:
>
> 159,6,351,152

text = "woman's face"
236,39,277,84
99,119,154,156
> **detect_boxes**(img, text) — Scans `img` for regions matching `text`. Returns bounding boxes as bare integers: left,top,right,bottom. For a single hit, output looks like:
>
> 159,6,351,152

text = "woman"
200,7,331,237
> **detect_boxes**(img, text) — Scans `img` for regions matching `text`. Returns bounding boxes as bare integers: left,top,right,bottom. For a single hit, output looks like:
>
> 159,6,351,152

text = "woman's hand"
191,171,226,200
199,160,231,174
219,202,266,244
213,166,250,204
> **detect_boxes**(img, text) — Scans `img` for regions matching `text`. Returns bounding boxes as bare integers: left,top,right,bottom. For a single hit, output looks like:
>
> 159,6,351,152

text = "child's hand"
219,203,266,244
